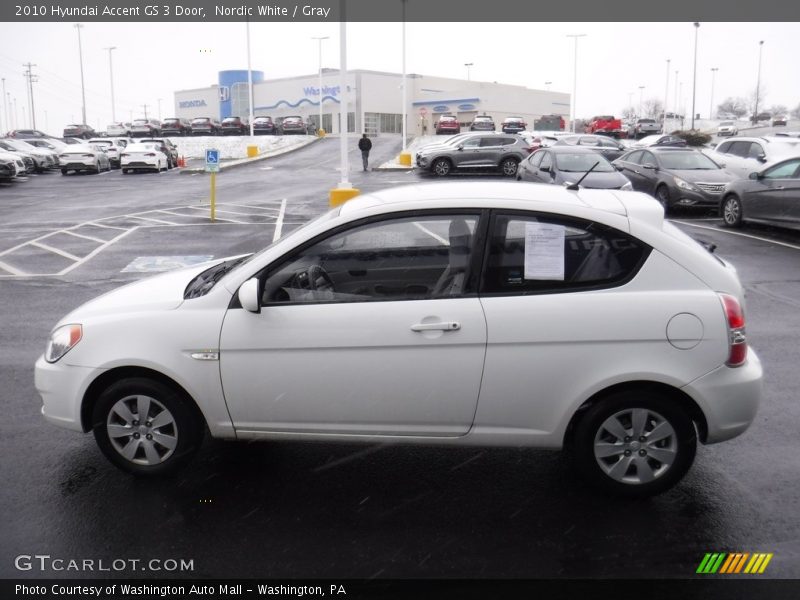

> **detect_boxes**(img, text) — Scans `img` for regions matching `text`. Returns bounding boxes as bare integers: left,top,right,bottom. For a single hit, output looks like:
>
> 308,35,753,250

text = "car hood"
557,171,629,189
58,259,227,323
667,168,734,183
417,143,458,155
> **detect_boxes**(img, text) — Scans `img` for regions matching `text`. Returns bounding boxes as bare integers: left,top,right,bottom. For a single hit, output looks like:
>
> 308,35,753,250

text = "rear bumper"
683,349,763,444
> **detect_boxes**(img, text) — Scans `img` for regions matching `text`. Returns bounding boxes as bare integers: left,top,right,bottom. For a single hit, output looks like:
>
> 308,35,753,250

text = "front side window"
260,214,481,305
461,137,481,148
747,143,765,159
624,150,643,165
482,212,650,295
539,152,553,171
763,159,800,179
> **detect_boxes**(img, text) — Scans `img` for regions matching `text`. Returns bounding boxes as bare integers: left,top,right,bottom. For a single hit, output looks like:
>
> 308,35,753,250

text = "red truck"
585,115,627,139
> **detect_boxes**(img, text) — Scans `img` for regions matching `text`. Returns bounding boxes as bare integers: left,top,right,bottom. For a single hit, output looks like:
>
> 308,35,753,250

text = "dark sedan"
517,146,632,189
613,147,734,212
552,134,627,161
720,157,800,231
252,116,277,135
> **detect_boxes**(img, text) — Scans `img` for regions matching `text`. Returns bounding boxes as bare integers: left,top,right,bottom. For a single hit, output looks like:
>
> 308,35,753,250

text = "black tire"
92,377,204,476
122,168,129,174
655,184,671,213
61,168,68,175
721,194,743,228
572,390,697,498
431,158,452,177
500,157,519,177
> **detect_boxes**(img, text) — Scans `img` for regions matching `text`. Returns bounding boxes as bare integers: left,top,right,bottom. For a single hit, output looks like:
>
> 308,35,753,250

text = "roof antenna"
566,161,600,191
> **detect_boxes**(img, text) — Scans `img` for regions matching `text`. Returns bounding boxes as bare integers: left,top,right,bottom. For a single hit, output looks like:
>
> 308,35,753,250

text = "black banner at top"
4,0,800,22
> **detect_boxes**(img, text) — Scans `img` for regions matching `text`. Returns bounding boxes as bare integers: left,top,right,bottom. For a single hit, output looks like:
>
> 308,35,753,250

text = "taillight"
720,293,747,367
82,154,95,158
145,153,156,157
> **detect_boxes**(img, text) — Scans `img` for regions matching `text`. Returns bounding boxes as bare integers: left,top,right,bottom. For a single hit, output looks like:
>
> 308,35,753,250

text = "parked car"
501,117,527,134
252,116,277,135
120,142,170,174
87,137,132,169
2,148,34,174
221,116,249,135
772,116,788,127
717,121,739,137
35,181,763,497
470,115,495,132
106,123,132,137
613,147,735,212
131,119,162,138
753,112,771,123
0,139,55,172
6,129,50,139
61,136,84,145
63,124,96,140
704,136,800,179
279,116,315,135
25,138,69,153
415,133,528,177
58,143,112,174
632,134,688,148
0,151,24,180
160,118,192,137
435,115,461,135
552,134,628,162
585,115,625,138
631,118,662,139
518,146,632,190
719,157,800,231
190,117,221,136
137,138,179,169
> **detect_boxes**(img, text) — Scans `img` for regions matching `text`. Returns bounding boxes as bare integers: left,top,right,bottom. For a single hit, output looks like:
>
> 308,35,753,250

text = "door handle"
411,321,461,332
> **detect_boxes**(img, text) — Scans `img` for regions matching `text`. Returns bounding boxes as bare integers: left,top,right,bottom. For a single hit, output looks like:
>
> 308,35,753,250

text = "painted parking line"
273,198,287,242
673,221,800,251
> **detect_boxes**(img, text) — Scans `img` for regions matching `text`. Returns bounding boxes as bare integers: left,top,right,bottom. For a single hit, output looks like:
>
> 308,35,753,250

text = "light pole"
75,24,87,125
674,70,679,128
312,35,329,133
157,98,162,121
691,22,700,129
104,46,116,123
709,67,718,119
638,86,645,118
664,59,670,132
754,40,764,123
23,63,37,128
401,0,408,153
1,78,7,132
246,19,255,136
566,34,586,133
464,63,473,81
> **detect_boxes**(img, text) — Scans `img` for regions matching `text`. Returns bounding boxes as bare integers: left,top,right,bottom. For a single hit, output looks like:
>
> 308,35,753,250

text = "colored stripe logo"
696,552,773,574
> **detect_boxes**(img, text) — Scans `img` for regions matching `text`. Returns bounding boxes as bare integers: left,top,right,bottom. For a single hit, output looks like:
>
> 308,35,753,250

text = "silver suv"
415,133,529,177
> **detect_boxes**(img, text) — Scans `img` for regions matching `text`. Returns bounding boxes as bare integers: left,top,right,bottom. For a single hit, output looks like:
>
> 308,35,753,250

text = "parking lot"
1,134,799,580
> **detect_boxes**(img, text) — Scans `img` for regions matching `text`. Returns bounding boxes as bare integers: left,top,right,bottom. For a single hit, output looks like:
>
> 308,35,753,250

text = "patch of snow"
165,135,315,160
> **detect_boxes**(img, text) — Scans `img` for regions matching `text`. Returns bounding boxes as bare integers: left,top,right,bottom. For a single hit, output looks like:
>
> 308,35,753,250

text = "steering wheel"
294,265,334,292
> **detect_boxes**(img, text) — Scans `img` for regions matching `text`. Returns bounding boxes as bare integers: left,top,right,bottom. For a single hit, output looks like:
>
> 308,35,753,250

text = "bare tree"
791,103,800,119
621,106,636,120
643,98,664,119
767,104,788,117
716,97,748,118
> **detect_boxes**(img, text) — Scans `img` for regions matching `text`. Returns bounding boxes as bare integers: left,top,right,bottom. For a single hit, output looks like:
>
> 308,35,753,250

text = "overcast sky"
1,21,798,134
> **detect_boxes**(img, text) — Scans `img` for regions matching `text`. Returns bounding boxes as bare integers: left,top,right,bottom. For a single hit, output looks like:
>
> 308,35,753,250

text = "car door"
536,151,556,184
617,150,646,190
520,150,543,181
635,151,661,195
453,136,483,167
218,212,488,437
744,158,800,225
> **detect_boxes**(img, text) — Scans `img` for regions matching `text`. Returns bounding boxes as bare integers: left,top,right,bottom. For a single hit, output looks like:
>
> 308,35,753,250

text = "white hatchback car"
120,142,169,174
35,183,762,496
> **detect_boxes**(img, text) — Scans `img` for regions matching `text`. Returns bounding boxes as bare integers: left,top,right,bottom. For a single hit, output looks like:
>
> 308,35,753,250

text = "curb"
180,136,321,174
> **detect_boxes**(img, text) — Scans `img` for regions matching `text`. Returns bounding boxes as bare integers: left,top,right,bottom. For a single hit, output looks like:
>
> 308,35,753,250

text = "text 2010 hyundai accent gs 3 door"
35,182,762,497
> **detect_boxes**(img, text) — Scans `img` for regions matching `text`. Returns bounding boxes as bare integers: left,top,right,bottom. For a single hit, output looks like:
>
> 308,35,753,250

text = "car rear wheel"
92,377,204,476
500,157,519,177
573,391,697,497
431,158,452,177
122,168,129,174
721,195,743,227
61,168,68,175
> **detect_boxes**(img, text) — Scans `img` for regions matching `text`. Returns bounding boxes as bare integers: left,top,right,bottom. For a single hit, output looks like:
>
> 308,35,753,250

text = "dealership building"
174,69,570,135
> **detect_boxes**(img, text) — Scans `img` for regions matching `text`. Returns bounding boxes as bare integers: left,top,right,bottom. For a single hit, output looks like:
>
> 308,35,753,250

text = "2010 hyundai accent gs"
35,182,763,497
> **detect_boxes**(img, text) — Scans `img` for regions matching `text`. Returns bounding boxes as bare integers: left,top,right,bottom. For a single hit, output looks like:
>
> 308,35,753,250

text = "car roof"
545,146,603,154
648,147,699,153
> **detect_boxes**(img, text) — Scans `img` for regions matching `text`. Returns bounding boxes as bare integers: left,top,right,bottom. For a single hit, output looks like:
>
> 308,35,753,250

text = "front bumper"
683,349,763,444
35,355,103,433
667,183,725,208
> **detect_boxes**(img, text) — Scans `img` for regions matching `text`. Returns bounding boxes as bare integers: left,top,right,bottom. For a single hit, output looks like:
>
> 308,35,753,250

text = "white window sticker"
524,222,565,280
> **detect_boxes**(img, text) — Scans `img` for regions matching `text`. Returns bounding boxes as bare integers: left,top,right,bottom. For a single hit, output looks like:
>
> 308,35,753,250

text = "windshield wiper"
566,161,601,190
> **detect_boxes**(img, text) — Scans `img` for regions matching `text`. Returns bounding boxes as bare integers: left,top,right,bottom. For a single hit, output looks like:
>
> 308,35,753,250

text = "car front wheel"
655,185,671,213
92,377,204,476
431,158,452,177
721,195,743,227
573,391,697,497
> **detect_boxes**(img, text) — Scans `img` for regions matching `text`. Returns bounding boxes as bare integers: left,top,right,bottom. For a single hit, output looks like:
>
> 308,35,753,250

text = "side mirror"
238,278,261,313
748,171,761,180
757,154,767,163
456,144,464,151
614,164,624,171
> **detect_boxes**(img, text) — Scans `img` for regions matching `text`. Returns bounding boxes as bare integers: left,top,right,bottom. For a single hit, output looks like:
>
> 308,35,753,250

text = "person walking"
358,133,372,171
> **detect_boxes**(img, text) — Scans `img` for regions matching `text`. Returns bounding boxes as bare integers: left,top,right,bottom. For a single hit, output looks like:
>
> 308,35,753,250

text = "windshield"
658,152,720,170
192,118,210,124
555,153,614,172
132,120,149,125
720,121,734,126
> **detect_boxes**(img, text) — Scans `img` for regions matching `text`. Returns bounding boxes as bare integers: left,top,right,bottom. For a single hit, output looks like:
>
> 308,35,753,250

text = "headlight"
675,177,694,190
621,181,633,190
45,324,82,363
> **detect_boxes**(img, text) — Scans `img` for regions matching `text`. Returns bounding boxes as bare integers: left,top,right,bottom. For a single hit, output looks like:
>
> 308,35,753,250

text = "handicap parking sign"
205,149,220,173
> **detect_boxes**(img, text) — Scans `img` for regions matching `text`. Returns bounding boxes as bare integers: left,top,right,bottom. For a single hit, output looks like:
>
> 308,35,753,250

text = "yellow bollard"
329,187,360,207
246,145,258,158
318,128,326,138
398,152,412,166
